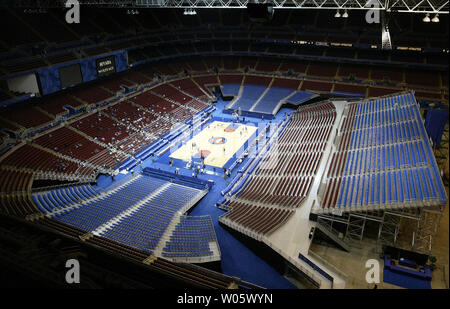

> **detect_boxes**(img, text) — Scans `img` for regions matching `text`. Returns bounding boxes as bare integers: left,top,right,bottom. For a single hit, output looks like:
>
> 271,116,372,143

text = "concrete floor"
429,185,449,289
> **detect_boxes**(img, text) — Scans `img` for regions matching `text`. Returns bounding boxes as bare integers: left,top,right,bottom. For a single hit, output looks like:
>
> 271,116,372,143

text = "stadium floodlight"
431,14,439,22
334,10,341,18
423,13,431,22
183,8,197,15
342,10,348,18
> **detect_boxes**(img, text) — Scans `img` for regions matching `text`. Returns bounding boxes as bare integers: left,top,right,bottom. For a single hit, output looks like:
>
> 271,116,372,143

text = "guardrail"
308,249,348,283
263,239,325,288
298,252,334,286
31,180,91,193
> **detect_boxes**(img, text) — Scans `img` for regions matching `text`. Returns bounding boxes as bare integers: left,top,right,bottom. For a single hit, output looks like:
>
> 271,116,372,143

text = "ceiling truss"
4,0,449,14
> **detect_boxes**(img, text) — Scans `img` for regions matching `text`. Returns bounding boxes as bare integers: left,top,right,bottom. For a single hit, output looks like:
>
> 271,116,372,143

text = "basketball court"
169,121,257,168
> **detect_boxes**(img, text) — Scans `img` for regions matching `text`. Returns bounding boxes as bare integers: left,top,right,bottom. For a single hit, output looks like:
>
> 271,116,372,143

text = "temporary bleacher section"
284,91,319,106
223,75,320,119
219,101,336,241
162,216,219,260
251,78,316,116
35,218,244,289
32,184,99,214
43,171,219,263
226,75,272,112
318,92,447,213
251,85,295,116
219,74,244,98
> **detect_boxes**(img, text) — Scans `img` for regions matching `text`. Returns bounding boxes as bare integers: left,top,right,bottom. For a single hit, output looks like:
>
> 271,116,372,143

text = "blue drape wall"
425,109,449,148
38,50,128,95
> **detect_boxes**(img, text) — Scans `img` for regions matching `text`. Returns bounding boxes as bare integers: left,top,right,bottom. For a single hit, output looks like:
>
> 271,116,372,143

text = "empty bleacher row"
252,86,295,115
152,83,206,109
125,54,446,94
0,144,95,179
224,75,321,116
339,119,421,150
236,102,336,207
35,126,126,169
170,78,211,99
320,92,447,211
0,106,53,130
38,95,85,117
0,67,213,139
228,84,268,111
1,55,445,139
328,140,430,178
170,106,196,123
193,75,219,95
114,132,156,156
53,175,166,231
0,57,444,215
324,167,442,209
63,84,206,161
219,102,336,238
0,168,37,217
70,112,131,145
40,173,218,260
34,218,237,289
98,180,201,255
220,200,295,237
32,184,99,214
163,216,217,259
129,85,208,121
341,100,419,133
0,132,15,158
219,68,428,119
285,91,318,105
130,91,178,114
103,100,158,129
71,85,114,106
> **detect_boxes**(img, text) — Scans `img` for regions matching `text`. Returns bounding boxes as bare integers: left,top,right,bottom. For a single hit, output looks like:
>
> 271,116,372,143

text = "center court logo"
208,137,227,145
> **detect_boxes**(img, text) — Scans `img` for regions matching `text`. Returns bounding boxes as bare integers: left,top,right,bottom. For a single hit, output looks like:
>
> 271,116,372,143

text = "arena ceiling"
4,0,449,14
138,0,449,14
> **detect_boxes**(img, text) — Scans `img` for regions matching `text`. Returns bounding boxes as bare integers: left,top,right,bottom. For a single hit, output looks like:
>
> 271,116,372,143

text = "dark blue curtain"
425,109,449,148
37,66,61,95
115,50,128,72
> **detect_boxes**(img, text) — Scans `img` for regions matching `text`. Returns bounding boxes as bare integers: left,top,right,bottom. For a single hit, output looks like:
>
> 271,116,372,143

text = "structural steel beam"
5,0,449,14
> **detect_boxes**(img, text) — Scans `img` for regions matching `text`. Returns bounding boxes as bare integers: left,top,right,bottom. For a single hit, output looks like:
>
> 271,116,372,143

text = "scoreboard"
96,55,116,77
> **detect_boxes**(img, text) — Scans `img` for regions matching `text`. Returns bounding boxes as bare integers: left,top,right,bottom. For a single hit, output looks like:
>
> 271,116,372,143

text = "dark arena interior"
0,0,449,292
